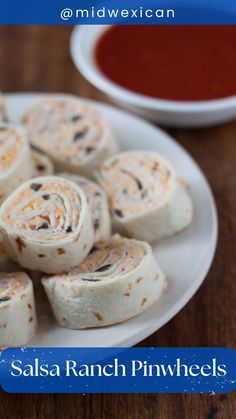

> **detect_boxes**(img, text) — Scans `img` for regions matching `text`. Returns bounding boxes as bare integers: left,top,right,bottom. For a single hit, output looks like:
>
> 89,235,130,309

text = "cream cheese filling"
0,127,21,172
0,272,27,301
60,173,107,239
1,179,82,241
23,98,107,164
100,153,174,219
49,237,146,282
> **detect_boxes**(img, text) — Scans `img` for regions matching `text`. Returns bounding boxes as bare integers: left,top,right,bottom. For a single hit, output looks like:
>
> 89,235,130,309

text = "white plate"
5,93,218,347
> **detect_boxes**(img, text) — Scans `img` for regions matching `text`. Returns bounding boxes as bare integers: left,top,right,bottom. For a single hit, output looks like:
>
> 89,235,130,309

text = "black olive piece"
141,190,148,199
73,129,87,142
94,192,101,197
0,296,11,303
89,246,99,254
120,168,143,190
114,208,123,217
66,226,72,233
94,220,100,230
95,264,112,272
86,147,95,154
81,278,100,282
37,222,49,230
30,183,42,192
36,164,46,172
42,194,50,200
71,115,81,122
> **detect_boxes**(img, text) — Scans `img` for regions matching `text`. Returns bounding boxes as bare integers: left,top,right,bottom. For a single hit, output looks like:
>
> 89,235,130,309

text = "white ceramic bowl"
71,25,236,128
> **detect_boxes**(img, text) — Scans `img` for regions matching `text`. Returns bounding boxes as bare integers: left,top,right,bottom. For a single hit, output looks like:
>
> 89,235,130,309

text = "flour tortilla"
42,234,166,329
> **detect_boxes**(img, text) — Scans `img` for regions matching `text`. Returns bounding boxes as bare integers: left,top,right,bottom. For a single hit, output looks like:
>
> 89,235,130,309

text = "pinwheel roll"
0,94,8,122
22,95,118,178
31,149,54,177
42,235,166,329
0,272,37,348
0,176,94,274
0,124,32,203
97,151,193,242
59,173,111,242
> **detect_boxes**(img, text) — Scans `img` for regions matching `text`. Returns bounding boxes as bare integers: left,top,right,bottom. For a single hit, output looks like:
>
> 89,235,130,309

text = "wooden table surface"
0,26,235,419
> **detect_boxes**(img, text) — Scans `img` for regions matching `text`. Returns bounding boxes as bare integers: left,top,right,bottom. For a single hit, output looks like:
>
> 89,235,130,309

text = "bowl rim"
70,25,236,114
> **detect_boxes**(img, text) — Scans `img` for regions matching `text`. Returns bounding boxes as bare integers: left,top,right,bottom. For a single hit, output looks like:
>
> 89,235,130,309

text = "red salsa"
95,26,236,101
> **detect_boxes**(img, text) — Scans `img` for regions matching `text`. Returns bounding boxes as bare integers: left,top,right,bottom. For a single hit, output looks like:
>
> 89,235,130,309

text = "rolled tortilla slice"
0,272,37,348
0,124,32,203
0,176,94,274
0,93,8,122
42,234,166,329
97,151,193,242
59,173,111,242
22,95,118,178
31,149,54,177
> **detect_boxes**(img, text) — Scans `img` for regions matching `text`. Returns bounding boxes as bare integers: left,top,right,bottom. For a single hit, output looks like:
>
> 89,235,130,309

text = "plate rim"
4,92,218,348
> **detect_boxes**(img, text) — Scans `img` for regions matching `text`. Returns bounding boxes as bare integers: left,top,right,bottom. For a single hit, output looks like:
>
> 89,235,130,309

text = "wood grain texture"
0,26,235,419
